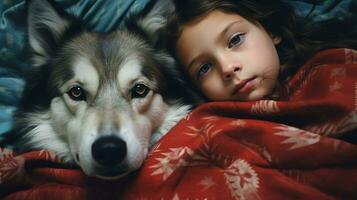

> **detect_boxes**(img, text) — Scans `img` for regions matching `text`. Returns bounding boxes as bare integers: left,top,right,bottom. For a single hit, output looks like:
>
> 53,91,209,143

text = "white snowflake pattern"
240,140,272,162
148,143,161,156
224,159,260,200
344,49,357,64
172,193,180,200
185,123,234,167
184,111,194,121
0,148,13,161
230,120,247,127
201,116,221,123
200,176,216,191
280,169,307,184
0,148,24,184
274,125,320,150
150,147,194,180
330,67,346,77
251,100,280,115
39,150,60,162
329,81,343,92
185,123,221,139
149,130,233,181
261,149,272,162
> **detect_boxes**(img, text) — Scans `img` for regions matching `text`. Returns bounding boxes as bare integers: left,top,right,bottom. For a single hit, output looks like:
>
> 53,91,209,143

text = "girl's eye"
68,86,86,101
228,33,245,48
197,62,213,78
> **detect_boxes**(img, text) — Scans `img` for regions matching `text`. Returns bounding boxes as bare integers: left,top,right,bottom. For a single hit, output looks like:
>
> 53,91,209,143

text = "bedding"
1,48,357,199
0,0,356,199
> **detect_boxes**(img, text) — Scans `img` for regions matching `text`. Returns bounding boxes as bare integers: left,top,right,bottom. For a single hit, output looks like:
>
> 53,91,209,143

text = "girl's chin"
234,89,270,101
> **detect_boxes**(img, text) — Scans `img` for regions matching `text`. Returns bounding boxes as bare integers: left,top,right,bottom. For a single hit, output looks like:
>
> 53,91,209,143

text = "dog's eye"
131,84,149,98
68,86,86,101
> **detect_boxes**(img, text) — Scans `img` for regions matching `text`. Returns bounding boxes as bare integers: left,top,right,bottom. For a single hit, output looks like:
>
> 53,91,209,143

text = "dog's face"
10,0,195,179
47,32,176,178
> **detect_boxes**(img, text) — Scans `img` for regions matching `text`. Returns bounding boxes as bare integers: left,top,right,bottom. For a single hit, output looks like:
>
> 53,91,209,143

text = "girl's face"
176,10,281,101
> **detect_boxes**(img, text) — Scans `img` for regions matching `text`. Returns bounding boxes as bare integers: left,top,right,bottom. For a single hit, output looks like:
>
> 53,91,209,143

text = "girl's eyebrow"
218,20,244,42
188,58,198,71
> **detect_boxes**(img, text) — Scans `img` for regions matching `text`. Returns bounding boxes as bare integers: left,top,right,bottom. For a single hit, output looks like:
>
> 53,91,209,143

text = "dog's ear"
126,0,175,48
26,0,79,67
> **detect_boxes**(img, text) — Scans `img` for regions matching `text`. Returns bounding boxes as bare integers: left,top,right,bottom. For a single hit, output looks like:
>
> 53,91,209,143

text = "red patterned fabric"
1,48,357,199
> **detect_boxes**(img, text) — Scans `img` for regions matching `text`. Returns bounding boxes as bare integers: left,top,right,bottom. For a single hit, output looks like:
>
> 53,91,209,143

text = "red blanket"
1,48,357,199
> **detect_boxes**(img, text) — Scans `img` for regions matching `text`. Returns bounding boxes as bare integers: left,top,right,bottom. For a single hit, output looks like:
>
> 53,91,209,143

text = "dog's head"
10,0,198,179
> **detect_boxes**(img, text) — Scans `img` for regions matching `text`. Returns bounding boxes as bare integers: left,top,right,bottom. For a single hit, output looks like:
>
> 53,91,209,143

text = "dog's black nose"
92,136,127,166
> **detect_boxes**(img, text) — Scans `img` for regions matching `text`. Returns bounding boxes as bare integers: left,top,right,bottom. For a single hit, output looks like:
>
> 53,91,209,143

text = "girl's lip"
232,77,257,95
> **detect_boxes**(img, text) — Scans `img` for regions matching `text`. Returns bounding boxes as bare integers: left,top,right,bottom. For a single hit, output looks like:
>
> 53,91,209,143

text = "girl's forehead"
178,10,248,42
186,10,246,27
178,10,264,43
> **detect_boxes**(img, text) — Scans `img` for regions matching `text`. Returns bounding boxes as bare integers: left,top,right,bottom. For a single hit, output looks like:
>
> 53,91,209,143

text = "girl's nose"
222,65,241,80
216,52,241,80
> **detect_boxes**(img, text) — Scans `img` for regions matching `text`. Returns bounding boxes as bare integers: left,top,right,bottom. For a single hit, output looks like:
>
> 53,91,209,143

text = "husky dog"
2,0,199,179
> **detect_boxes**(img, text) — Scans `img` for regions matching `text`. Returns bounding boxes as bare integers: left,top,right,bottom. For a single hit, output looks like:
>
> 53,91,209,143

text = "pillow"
289,0,356,21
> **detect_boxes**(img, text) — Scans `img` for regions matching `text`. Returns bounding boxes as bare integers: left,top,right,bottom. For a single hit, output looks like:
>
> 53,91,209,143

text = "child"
166,0,357,102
